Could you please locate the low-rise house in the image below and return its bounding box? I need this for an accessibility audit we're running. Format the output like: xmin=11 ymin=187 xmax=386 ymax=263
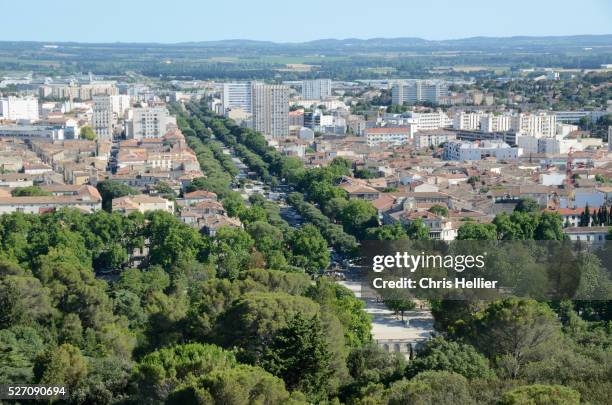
xmin=0 ymin=185 xmax=102 ymax=214
xmin=112 ymin=194 xmax=174 ymax=214
xmin=564 ymin=226 xmax=610 ymax=244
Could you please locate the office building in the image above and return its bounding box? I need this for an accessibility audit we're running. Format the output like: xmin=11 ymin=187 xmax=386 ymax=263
xmin=301 ymin=79 xmax=332 ymax=100
xmin=251 ymin=83 xmax=289 ymax=138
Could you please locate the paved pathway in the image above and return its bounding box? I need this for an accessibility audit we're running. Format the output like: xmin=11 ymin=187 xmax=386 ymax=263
xmin=338 ymin=280 xmax=434 ymax=346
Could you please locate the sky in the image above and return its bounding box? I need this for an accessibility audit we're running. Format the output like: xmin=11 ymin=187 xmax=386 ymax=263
xmin=3 ymin=0 xmax=612 ymax=43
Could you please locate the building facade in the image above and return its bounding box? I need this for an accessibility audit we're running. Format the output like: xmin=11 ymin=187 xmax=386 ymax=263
xmin=251 ymin=83 xmax=290 ymax=138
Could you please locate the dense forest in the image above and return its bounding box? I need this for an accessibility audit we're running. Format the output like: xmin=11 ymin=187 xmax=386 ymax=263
xmin=0 ymin=100 xmax=610 ymax=404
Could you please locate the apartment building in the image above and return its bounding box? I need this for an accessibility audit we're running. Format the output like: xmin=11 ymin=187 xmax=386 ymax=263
xmin=391 ymin=81 xmax=448 ymax=105
xmin=112 ymin=194 xmax=174 ymax=214
xmin=251 ymin=83 xmax=290 ymax=138
xmin=480 ymin=114 xmax=512 ymax=133
xmin=0 ymin=185 xmax=102 ymax=214
xmin=453 ymin=111 xmax=484 ymax=131
xmin=222 ymin=82 xmax=252 ymax=114
xmin=365 ymin=127 xmax=411 ymax=147
xmin=0 ymin=96 xmax=39 ymax=121
xmin=92 ymin=96 xmax=114 ymax=140
xmin=444 ymin=140 xmax=521 ymax=161
xmin=510 ymin=112 xmax=557 ymax=137
xmin=412 ymin=112 xmax=453 ymax=131
xmin=301 ymin=79 xmax=332 ymax=100
xmin=126 ymin=107 xmax=176 ymax=140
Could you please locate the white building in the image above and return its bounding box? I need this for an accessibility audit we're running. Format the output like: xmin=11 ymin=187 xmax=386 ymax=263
xmin=0 ymin=185 xmax=101 ymax=214
xmin=414 ymin=130 xmax=457 ymax=149
xmin=392 ymin=81 xmax=448 ymax=105
xmin=412 ymin=112 xmax=453 ymax=131
xmin=453 ymin=112 xmax=484 ymax=131
xmin=444 ymin=140 xmax=521 ymax=161
xmin=301 ymin=79 xmax=332 ymax=100
xmin=126 ymin=107 xmax=176 ymax=140
xmin=251 ymin=83 xmax=289 ymax=138
xmin=480 ymin=114 xmax=512 ymax=133
xmin=365 ymin=127 xmax=411 ymax=147
xmin=511 ymin=112 xmax=556 ymax=137
xmin=112 ymin=194 xmax=174 ymax=214
xmin=222 ymin=82 xmax=252 ymax=114
xmin=92 ymin=96 xmax=114 ymax=140
xmin=0 ymin=96 xmax=39 ymax=121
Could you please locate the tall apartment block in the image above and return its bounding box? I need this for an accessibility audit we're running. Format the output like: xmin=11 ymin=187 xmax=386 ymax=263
xmin=222 ymin=82 xmax=252 ymax=114
xmin=391 ymin=81 xmax=448 ymax=105
xmin=301 ymin=79 xmax=332 ymax=100
xmin=251 ymin=83 xmax=290 ymax=138
xmin=92 ymin=96 xmax=114 ymax=140
xmin=126 ymin=107 xmax=176 ymax=140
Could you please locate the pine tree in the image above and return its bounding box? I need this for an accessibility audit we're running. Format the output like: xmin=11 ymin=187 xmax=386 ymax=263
xmin=260 ymin=314 xmax=333 ymax=402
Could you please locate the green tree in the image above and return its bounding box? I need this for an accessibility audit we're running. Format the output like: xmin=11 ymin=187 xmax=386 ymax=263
xmin=261 ymin=314 xmax=332 ymax=401
xmin=428 ymin=204 xmax=449 ymax=217
xmin=10 ymin=186 xmax=51 ymax=197
xmin=96 ymin=180 xmax=138 ymax=211
xmin=79 ymin=126 xmax=97 ymax=140
xmin=339 ymin=200 xmax=378 ymax=239
xmin=406 ymin=337 xmax=494 ymax=379
xmin=500 ymin=384 xmax=580 ymax=405
xmin=457 ymin=222 xmax=497 ymax=240
xmin=406 ymin=218 xmax=430 ymax=240
xmin=515 ymin=198 xmax=540 ymax=214
xmin=290 ymin=224 xmax=329 ymax=274
xmin=34 ymin=343 xmax=88 ymax=387
xmin=386 ymin=371 xmax=473 ymax=405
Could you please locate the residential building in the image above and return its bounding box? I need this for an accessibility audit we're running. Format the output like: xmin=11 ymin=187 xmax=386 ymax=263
xmin=365 ymin=127 xmax=411 ymax=147
xmin=92 ymin=95 xmax=114 ymax=140
xmin=126 ymin=107 xmax=176 ymax=140
xmin=510 ymin=112 xmax=556 ymax=137
xmin=0 ymin=185 xmax=101 ymax=214
xmin=444 ymin=140 xmax=521 ymax=161
xmin=301 ymin=79 xmax=332 ymax=100
xmin=222 ymin=82 xmax=252 ymax=114
xmin=251 ymin=83 xmax=290 ymax=138
xmin=112 ymin=194 xmax=174 ymax=214
xmin=0 ymin=96 xmax=39 ymax=121
xmin=392 ymin=81 xmax=448 ymax=105
xmin=480 ymin=114 xmax=512 ymax=133
xmin=453 ymin=112 xmax=484 ymax=131
xmin=414 ymin=130 xmax=457 ymax=149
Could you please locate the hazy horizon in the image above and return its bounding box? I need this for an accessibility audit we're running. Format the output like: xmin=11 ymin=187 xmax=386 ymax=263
xmin=2 ymin=0 xmax=612 ymax=43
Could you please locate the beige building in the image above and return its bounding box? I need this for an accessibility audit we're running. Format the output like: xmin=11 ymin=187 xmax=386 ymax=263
xmin=112 ymin=194 xmax=174 ymax=214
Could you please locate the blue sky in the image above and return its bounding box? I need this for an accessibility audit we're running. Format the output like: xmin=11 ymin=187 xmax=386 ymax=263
xmin=3 ymin=0 xmax=612 ymax=43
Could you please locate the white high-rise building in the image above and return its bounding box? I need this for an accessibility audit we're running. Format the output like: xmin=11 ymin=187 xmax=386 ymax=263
xmin=110 ymin=95 xmax=131 ymax=118
xmin=301 ymin=79 xmax=332 ymax=100
xmin=92 ymin=96 xmax=114 ymax=140
xmin=453 ymin=112 xmax=484 ymax=131
xmin=412 ymin=112 xmax=453 ymax=131
xmin=0 ymin=96 xmax=39 ymax=121
xmin=222 ymin=82 xmax=252 ymax=114
xmin=252 ymin=83 xmax=289 ymax=138
xmin=480 ymin=114 xmax=512 ymax=133
xmin=392 ymin=81 xmax=448 ymax=105
xmin=510 ymin=112 xmax=556 ymax=137
xmin=126 ymin=107 xmax=176 ymax=140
